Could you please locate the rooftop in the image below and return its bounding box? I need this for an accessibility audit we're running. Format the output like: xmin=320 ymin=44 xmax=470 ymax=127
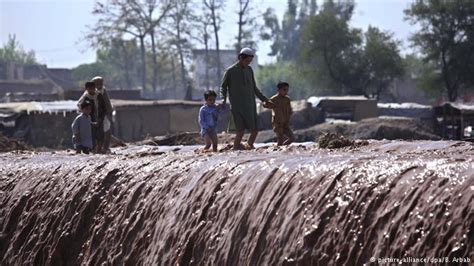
xmin=0 ymin=99 xmax=203 ymax=114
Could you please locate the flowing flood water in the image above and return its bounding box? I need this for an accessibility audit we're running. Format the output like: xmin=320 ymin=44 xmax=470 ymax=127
xmin=0 ymin=141 xmax=473 ymax=265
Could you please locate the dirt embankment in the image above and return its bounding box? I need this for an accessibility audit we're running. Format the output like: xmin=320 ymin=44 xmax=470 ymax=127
xmin=257 ymin=116 xmax=440 ymax=143
xmin=131 ymin=117 xmax=439 ymax=147
xmin=0 ymin=133 xmax=30 ymax=152
xmin=0 ymin=141 xmax=472 ymax=265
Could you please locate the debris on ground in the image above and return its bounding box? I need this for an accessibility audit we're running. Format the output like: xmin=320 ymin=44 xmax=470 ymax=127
xmin=0 ymin=133 xmax=30 ymax=152
xmin=317 ymin=132 xmax=369 ymax=149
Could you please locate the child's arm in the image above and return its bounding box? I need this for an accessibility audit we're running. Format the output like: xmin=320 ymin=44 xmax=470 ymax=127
xmin=76 ymin=94 xmax=84 ymax=112
xmin=288 ymin=99 xmax=293 ymax=116
xmin=220 ymin=70 xmax=230 ymax=105
xmin=71 ymin=118 xmax=81 ymax=143
xmin=216 ymin=104 xmax=227 ymax=114
xmin=199 ymin=109 xmax=209 ymax=130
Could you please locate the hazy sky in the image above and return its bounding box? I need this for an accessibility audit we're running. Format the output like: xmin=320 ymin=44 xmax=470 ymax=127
xmin=0 ymin=0 xmax=415 ymax=68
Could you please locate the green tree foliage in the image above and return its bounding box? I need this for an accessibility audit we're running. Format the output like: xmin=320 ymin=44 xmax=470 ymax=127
xmin=234 ymin=0 xmax=258 ymax=52
xmin=403 ymin=53 xmax=444 ymax=98
xmin=256 ymin=61 xmax=313 ymax=100
xmin=71 ymin=61 xmax=113 ymax=88
xmin=164 ymin=0 xmax=195 ymax=99
xmin=0 ymin=35 xmax=37 ymax=65
xmin=405 ymin=0 xmax=474 ymax=101
xmin=72 ymin=38 xmax=140 ymax=89
xmin=87 ymin=0 xmax=173 ymax=92
xmin=0 ymin=35 xmax=37 ymax=79
xmin=364 ymin=26 xmax=405 ymax=99
xmin=260 ymin=0 xmax=317 ymax=61
xmin=298 ymin=1 xmax=404 ymax=98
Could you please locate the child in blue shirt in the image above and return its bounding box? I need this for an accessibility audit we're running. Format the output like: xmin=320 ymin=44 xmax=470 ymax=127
xmin=72 ymin=100 xmax=95 ymax=154
xmin=199 ymin=90 xmax=225 ymax=152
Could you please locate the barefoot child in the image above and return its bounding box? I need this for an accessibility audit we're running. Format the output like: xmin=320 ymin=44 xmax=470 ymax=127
xmin=72 ymin=100 xmax=94 ymax=154
xmin=198 ymin=90 xmax=224 ymax=152
xmin=268 ymin=81 xmax=295 ymax=146
xmin=77 ymin=81 xmax=98 ymax=151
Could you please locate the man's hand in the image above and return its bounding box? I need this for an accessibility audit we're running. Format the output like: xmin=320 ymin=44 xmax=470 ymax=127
xmin=263 ymin=100 xmax=275 ymax=109
xmin=91 ymin=122 xmax=98 ymax=127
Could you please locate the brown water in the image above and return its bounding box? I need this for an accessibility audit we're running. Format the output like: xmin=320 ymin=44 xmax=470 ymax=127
xmin=0 ymin=141 xmax=473 ymax=265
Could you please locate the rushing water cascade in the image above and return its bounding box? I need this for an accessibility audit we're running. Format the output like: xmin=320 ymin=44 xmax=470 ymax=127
xmin=0 ymin=141 xmax=473 ymax=265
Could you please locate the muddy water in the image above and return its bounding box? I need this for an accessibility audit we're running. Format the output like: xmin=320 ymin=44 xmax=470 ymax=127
xmin=0 ymin=141 xmax=472 ymax=265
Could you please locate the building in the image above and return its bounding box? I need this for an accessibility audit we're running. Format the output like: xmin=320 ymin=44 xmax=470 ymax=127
xmin=0 ymin=100 xmax=230 ymax=147
xmin=433 ymin=102 xmax=474 ymax=140
xmin=307 ymin=96 xmax=378 ymax=121
xmin=0 ymin=63 xmax=143 ymax=102
xmin=0 ymin=63 xmax=76 ymax=102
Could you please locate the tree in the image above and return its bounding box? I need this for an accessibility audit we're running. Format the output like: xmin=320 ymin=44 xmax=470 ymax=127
xmin=165 ymin=0 xmax=194 ymax=100
xmin=72 ymin=62 xmax=114 ymax=88
xmin=140 ymin=0 xmax=173 ymax=92
xmin=234 ymin=0 xmax=258 ymax=52
xmin=256 ymin=61 xmax=313 ymax=99
xmin=72 ymin=39 xmax=140 ymax=89
xmin=299 ymin=2 xmax=362 ymax=94
xmin=405 ymin=0 xmax=474 ymax=101
xmin=0 ymin=35 xmax=37 ymax=65
xmin=260 ymin=0 xmax=318 ymax=61
xmin=0 ymin=35 xmax=37 ymax=79
xmin=364 ymin=26 xmax=404 ymax=99
xmin=403 ymin=53 xmax=444 ymax=98
xmin=299 ymin=2 xmax=404 ymax=98
xmin=203 ymin=0 xmax=225 ymax=86
xmin=88 ymin=0 xmax=172 ymax=92
xmin=193 ymin=14 xmax=213 ymax=91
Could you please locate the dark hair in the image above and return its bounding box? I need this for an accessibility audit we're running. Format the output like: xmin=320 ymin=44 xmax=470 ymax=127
xmin=80 ymin=100 xmax=92 ymax=110
xmin=85 ymin=81 xmax=95 ymax=89
xmin=204 ymin=90 xmax=217 ymax=100
xmin=238 ymin=53 xmax=254 ymax=60
xmin=277 ymin=81 xmax=289 ymax=90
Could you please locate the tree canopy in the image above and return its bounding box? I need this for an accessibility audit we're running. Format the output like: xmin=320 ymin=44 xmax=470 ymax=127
xmin=405 ymin=0 xmax=474 ymax=101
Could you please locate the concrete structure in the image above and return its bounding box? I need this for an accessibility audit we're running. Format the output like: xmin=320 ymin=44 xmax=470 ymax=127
xmin=433 ymin=102 xmax=474 ymax=140
xmin=257 ymin=100 xmax=323 ymax=130
xmin=308 ymin=96 xmax=378 ymax=121
xmin=0 ymin=80 xmax=62 ymax=100
xmin=0 ymin=100 xmax=230 ymax=147
xmin=0 ymin=64 xmax=76 ymax=102
xmin=111 ymin=100 xmax=226 ymax=141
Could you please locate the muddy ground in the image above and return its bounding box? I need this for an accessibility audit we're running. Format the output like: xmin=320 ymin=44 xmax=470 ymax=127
xmin=134 ymin=116 xmax=440 ymax=147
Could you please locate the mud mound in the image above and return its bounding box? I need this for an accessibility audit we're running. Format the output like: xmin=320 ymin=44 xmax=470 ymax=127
xmin=257 ymin=117 xmax=440 ymax=143
xmin=0 ymin=141 xmax=472 ymax=265
xmin=0 ymin=133 xmax=30 ymax=152
xmin=317 ymin=132 xmax=369 ymax=149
